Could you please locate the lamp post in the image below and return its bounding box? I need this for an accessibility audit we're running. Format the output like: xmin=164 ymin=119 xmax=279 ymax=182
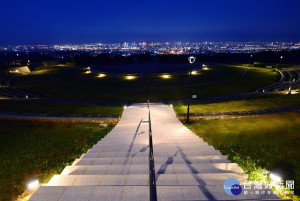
xmin=187 ymin=56 xmax=196 ymax=123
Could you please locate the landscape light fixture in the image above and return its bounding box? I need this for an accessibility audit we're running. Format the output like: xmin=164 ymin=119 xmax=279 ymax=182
xmin=97 ymin=73 xmax=106 ymax=78
xmin=191 ymin=70 xmax=198 ymax=75
xmin=160 ymin=74 xmax=171 ymax=79
xmin=270 ymin=172 xmax=282 ymax=183
xmin=125 ymin=75 xmax=137 ymax=80
xmin=124 ymin=105 xmax=127 ymax=109
xmin=170 ymin=104 xmax=173 ymax=108
xmin=26 ymin=177 xmax=39 ymax=192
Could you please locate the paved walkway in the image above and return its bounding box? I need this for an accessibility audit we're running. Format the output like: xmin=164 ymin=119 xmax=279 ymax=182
xmin=29 ymin=103 xmax=280 ymax=201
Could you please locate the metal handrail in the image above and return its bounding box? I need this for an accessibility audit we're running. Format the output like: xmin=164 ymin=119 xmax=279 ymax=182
xmin=147 ymin=100 xmax=157 ymax=201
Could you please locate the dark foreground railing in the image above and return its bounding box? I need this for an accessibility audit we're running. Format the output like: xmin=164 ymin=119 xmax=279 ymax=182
xmin=147 ymin=100 xmax=157 ymax=201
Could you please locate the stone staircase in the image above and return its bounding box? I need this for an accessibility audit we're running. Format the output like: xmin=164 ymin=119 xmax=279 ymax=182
xmin=29 ymin=103 xmax=282 ymax=201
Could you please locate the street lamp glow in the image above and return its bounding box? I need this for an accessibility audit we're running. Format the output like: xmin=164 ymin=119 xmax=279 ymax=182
xmin=85 ymin=70 xmax=91 ymax=74
xmin=97 ymin=73 xmax=106 ymax=78
xmin=188 ymin=56 xmax=196 ymax=64
xmin=124 ymin=105 xmax=127 ymax=109
xmin=170 ymin=104 xmax=173 ymax=108
xmin=270 ymin=173 xmax=282 ymax=183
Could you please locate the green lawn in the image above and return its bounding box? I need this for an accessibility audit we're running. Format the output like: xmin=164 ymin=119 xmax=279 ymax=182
xmin=174 ymin=93 xmax=300 ymax=113
xmin=0 ymin=120 xmax=114 ymax=201
xmin=0 ymin=100 xmax=123 ymax=115
xmin=12 ymin=64 xmax=278 ymax=102
xmin=186 ymin=112 xmax=300 ymax=199
xmin=188 ymin=67 xmax=279 ymax=98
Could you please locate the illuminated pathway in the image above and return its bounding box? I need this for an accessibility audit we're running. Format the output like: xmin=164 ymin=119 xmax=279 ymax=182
xmin=29 ymin=103 xmax=280 ymax=201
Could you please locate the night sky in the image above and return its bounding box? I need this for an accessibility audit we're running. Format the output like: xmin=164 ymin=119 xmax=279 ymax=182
xmin=1 ymin=0 xmax=300 ymax=45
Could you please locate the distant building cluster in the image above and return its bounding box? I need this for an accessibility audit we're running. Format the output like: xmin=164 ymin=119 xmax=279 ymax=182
xmin=1 ymin=41 xmax=300 ymax=56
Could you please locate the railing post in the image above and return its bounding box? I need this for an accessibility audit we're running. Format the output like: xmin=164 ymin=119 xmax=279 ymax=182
xmin=147 ymin=99 xmax=149 ymax=109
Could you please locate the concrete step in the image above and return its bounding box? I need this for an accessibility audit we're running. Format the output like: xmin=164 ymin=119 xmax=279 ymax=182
xmin=87 ymin=145 xmax=215 ymax=153
xmin=155 ymin=163 xmax=244 ymax=174
xmin=156 ymin=173 xmax=248 ymax=186
xmin=153 ymin=139 xmax=205 ymax=143
xmin=61 ymin=165 xmax=149 ymax=175
xmin=61 ymin=163 xmax=244 ymax=176
xmin=47 ymin=172 xmax=248 ymax=187
xmin=29 ymin=186 xmax=150 ymax=201
xmin=93 ymin=142 xmax=210 ymax=148
xmin=101 ymin=135 xmax=199 ymax=140
xmin=155 ymin=185 xmax=280 ymax=201
xmin=75 ymin=157 xmax=149 ymax=165
xmin=83 ymin=152 xmax=149 ymax=158
xmin=47 ymin=174 xmax=149 ymax=186
xmin=88 ymin=149 xmax=222 ymax=157
xmin=75 ymin=156 xmax=228 ymax=166
xmin=83 ymin=152 xmax=224 ymax=159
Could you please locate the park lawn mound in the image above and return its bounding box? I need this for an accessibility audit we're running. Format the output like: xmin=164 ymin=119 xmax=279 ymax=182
xmin=0 ymin=100 xmax=123 ymax=116
xmin=11 ymin=64 xmax=278 ymax=102
xmin=174 ymin=93 xmax=300 ymax=114
xmin=0 ymin=120 xmax=114 ymax=201
xmin=186 ymin=112 xmax=300 ymax=200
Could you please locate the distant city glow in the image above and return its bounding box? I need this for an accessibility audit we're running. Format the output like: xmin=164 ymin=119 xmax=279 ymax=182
xmin=160 ymin=74 xmax=171 ymax=79
xmin=97 ymin=73 xmax=106 ymax=78
xmin=5 ymin=42 xmax=300 ymax=55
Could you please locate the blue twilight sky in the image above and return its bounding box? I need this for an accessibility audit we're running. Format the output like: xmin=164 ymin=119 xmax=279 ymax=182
xmin=0 ymin=0 xmax=300 ymax=45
